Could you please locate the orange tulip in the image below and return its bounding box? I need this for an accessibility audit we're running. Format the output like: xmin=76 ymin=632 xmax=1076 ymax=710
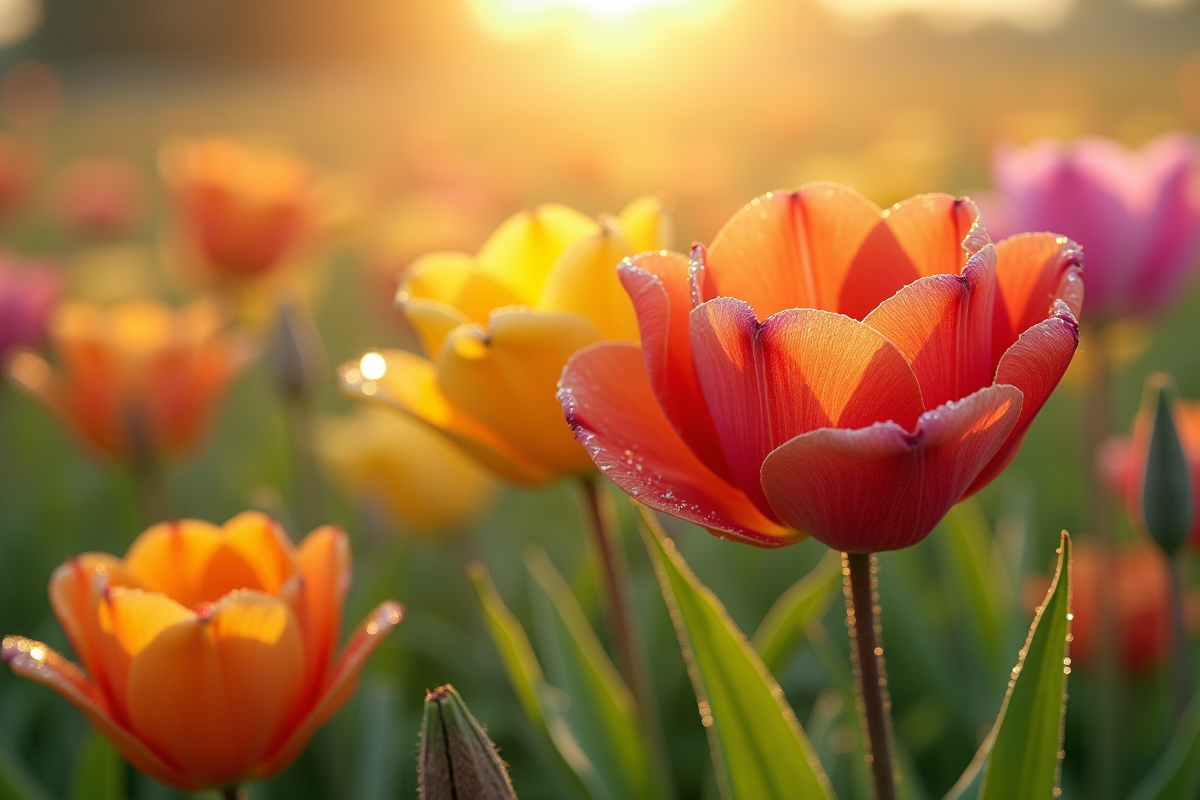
xmin=560 ymin=183 xmax=1083 ymax=551
xmin=9 ymin=298 xmax=252 ymax=461
xmin=2 ymin=512 xmax=402 ymax=791
xmin=160 ymin=137 xmax=313 ymax=279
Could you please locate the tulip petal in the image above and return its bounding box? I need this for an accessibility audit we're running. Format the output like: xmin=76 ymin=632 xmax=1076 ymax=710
xmin=761 ymin=384 xmax=1022 ymax=552
xmin=48 ymin=555 xmax=137 ymax=697
xmin=703 ymin=183 xmax=881 ymax=319
xmin=123 ymin=514 xmax=298 ymax=609
xmin=690 ymin=299 xmax=925 ymax=520
xmin=282 ymin=526 xmax=351 ymax=704
xmin=617 ymin=194 xmax=672 ymax=252
xmin=256 ymin=601 xmax=403 ymax=779
xmin=967 ymin=302 xmax=1080 ymax=495
xmin=125 ymin=591 xmax=305 ymax=788
xmin=476 ymin=204 xmax=599 ymax=304
xmin=990 ymin=232 xmax=1084 ymax=362
xmin=619 ymin=252 xmax=733 ymax=482
xmin=400 ymin=297 xmax=471 ymax=362
xmin=864 ymin=244 xmax=998 ymax=408
xmin=560 ymin=342 xmax=800 ymax=546
xmin=538 ymin=224 xmax=640 ymax=340
xmin=1133 ymin=133 xmax=1200 ymax=314
xmin=338 ymin=349 xmax=554 ymax=485
xmin=437 ymin=309 xmax=605 ymax=478
xmin=2 ymin=636 xmax=200 ymax=790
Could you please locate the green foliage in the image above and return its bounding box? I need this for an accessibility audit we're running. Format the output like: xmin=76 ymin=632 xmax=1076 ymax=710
xmin=0 ymin=740 xmax=49 ymax=800
xmin=946 ymin=532 xmax=1072 ymax=800
xmin=70 ymin=733 xmax=124 ymax=800
xmin=636 ymin=506 xmax=833 ymax=800
xmin=1127 ymin=686 xmax=1200 ymax=800
xmin=751 ymin=550 xmax=841 ymax=675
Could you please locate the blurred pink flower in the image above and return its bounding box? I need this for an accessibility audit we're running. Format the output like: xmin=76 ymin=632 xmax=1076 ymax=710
xmin=50 ymin=158 xmax=146 ymax=237
xmin=0 ymin=253 xmax=59 ymax=358
xmin=989 ymin=133 xmax=1200 ymax=320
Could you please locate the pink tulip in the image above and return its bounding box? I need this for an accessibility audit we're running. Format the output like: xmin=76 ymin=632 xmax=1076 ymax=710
xmin=989 ymin=133 xmax=1200 ymax=320
xmin=0 ymin=253 xmax=59 ymax=358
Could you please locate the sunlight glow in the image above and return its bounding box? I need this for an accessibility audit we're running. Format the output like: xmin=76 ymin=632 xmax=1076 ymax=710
xmin=360 ymin=352 xmax=387 ymax=381
xmin=814 ymin=0 xmax=1076 ymax=32
xmin=470 ymin=0 xmax=730 ymax=42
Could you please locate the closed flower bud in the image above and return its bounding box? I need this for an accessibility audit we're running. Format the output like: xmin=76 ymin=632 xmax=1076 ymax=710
xmin=267 ymin=301 xmax=325 ymax=402
xmin=419 ymin=684 xmax=517 ymax=800
xmin=1142 ymin=375 xmax=1195 ymax=558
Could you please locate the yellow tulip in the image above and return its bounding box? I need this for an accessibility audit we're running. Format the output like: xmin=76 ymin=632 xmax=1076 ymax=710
xmin=339 ymin=195 xmax=671 ymax=485
xmin=315 ymin=406 xmax=495 ymax=533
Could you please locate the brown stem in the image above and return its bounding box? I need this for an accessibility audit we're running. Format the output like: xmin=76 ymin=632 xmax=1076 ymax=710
xmin=1083 ymin=323 xmax=1119 ymax=800
xmin=1168 ymin=557 xmax=1191 ymax=718
xmin=578 ymin=477 xmax=645 ymax=710
xmin=844 ymin=552 xmax=897 ymax=800
xmin=222 ymin=788 xmax=247 ymax=800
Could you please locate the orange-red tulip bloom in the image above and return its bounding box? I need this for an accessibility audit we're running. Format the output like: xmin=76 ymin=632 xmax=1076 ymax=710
xmin=2 ymin=512 xmax=402 ymax=791
xmin=560 ymin=184 xmax=1083 ymax=551
xmin=160 ymin=137 xmax=313 ymax=279
xmin=9 ymin=298 xmax=252 ymax=461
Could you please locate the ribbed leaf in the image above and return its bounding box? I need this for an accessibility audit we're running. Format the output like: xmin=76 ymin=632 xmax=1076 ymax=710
xmin=751 ymin=551 xmax=841 ymax=674
xmin=636 ymin=506 xmax=833 ymax=800
xmin=1128 ymin=684 xmax=1200 ymax=800
xmin=946 ymin=532 xmax=1072 ymax=800
xmin=71 ymin=733 xmax=123 ymax=800
xmin=467 ymin=562 xmax=597 ymax=800
xmin=526 ymin=547 xmax=665 ymax=800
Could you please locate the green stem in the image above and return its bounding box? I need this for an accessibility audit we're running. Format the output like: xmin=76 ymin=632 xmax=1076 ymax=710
xmin=1168 ymin=557 xmax=1191 ymax=718
xmin=844 ymin=551 xmax=898 ymax=800
xmin=286 ymin=394 xmax=324 ymax=532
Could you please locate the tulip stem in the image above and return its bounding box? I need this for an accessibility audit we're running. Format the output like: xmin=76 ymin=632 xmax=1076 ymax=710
xmin=129 ymin=454 xmax=169 ymax=526
xmin=1168 ymin=557 xmax=1191 ymax=717
xmin=286 ymin=395 xmax=325 ymax=532
xmin=579 ymin=477 xmax=646 ymax=710
xmin=221 ymin=788 xmax=247 ymax=800
xmin=1083 ymin=322 xmax=1119 ymax=800
xmin=844 ymin=551 xmax=898 ymax=800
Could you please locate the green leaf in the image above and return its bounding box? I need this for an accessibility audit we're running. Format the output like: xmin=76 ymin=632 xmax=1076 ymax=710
xmin=1143 ymin=375 xmax=1194 ymax=558
xmin=1127 ymin=683 xmax=1200 ymax=800
xmin=939 ymin=500 xmax=1015 ymax=674
xmin=751 ymin=551 xmax=841 ymax=674
xmin=71 ymin=733 xmax=124 ymax=800
xmin=946 ymin=531 xmax=1072 ymax=800
xmin=635 ymin=506 xmax=833 ymax=800
xmin=353 ymin=677 xmax=400 ymax=800
xmin=467 ymin=561 xmax=596 ymax=800
xmin=0 ymin=739 xmax=50 ymax=800
xmin=525 ymin=547 xmax=665 ymax=800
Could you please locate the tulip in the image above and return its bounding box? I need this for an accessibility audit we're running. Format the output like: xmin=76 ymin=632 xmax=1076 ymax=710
xmin=989 ymin=133 xmax=1200 ymax=321
xmin=0 ymin=131 xmax=32 ymax=219
xmin=1 ymin=512 xmax=402 ymax=791
xmin=315 ymin=405 xmax=495 ymax=533
xmin=0 ymin=252 xmax=59 ymax=359
xmin=339 ymin=195 xmax=672 ymax=486
xmin=8 ymin=298 xmax=252 ymax=462
xmin=160 ymin=137 xmax=314 ymax=280
xmin=560 ymin=183 xmax=1083 ymax=553
xmin=50 ymin=157 xmax=146 ymax=237
xmin=419 ymin=684 xmax=517 ymax=800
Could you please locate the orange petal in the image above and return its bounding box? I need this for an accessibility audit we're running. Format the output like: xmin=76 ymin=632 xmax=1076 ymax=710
xmin=991 ymin=232 xmax=1084 ymax=363
xmin=48 ymin=555 xmax=137 ymax=692
xmin=864 ymin=245 xmax=998 ymax=408
xmin=704 ymin=184 xmax=882 ymax=319
xmin=689 ymin=299 xmax=925 ymax=519
xmin=125 ymin=591 xmax=305 ymax=788
xmin=761 ymin=384 xmax=1022 ymax=552
xmin=2 ymin=636 xmax=200 ymax=790
xmin=560 ymin=342 xmax=798 ymax=546
xmin=282 ymin=526 xmax=351 ymax=703
xmin=123 ymin=514 xmax=297 ymax=608
xmin=618 ymin=252 xmax=733 ymax=483
xmin=255 ymin=601 xmax=403 ymax=779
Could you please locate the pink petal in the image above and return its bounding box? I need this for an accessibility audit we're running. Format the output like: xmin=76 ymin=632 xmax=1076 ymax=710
xmin=560 ymin=342 xmax=797 ymax=546
xmin=760 ymin=384 xmax=1022 ymax=552
xmin=689 ymin=299 xmax=925 ymax=520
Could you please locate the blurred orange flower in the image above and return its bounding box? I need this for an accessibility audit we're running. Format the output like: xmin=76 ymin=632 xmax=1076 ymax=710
xmin=2 ymin=512 xmax=402 ymax=790
xmin=50 ymin=157 xmax=146 ymax=237
xmin=0 ymin=131 xmax=33 ymax=219
xmin=9 ymin=298 xmax=253 ymax=461
xmin=1100 ymin=389 xmax=1200 ymax=549
xmin=160 ymin=137 xmax=314 ymax=280
xmin=340 ymin=195 xmax=671 ymax=485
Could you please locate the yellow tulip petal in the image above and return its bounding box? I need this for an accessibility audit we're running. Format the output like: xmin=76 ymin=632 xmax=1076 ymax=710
xmin=475 ymin=203 xmax=598 ymax=304
xmin=437 ymin=310 xmax=604 ymax=477
xmin=538 ymin=223 xmax=640 ymax=341
xmin=125 ymin=591 xmax=304 ymax=788
xmin=617 ymin=193 xmax=674 ymax=253
xmin=338 ymin=349 xmax=553 ymax=485
xmin=400 ymin=298 xmax=472 ymax=361
xmin=315 ymin=407 xmax=495 ymax=532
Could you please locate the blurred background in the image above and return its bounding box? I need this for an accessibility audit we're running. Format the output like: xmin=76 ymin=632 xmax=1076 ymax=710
xmin=0 ymin=0 xmax=1199 ymax=798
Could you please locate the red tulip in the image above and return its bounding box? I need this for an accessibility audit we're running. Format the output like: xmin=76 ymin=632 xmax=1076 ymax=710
xmin=560 ymin=183 xmax=1083 ymax=551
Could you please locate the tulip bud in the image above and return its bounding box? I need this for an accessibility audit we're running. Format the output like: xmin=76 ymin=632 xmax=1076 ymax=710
xmin=1142 ymin=374 xmax=1194 ymax=558
xmin=267 ymin=301 xmax=326 ymax=402
xmin=419 ymin=684 xmax=517 ymax=800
